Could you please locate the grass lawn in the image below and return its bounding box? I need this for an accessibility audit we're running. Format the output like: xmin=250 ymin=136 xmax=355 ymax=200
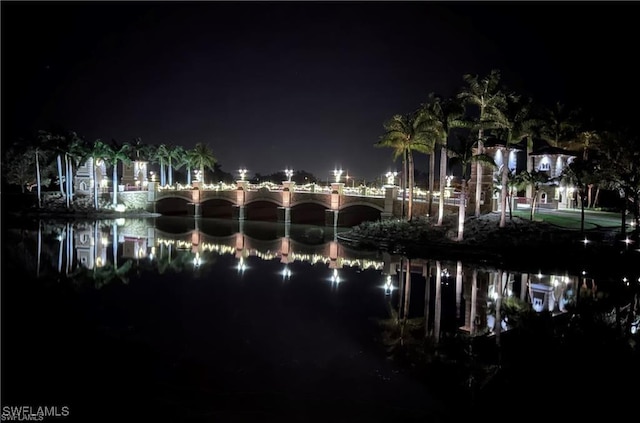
xmin=510 ymin=209 xmax=621 ymax=231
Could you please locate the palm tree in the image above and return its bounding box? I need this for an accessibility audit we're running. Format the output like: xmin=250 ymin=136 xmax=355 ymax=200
xmin=514 ymin=170 xmax=549 ymax=221
xmin=86 ymin=139 xmax=111 ymax=209
xmin=104 ymin=141 xmax=131 ymax=207
xmin=494 ymin=95 xmax=537 ymax=227
xmin=190 ymin=143 xmax=217 ymax=186
xmin=594 ymin=129 xmax=640 ymax=234
xmin=154 ymin=144 xmax=170 ymax=186
xmin=37 ymin=130 xmax=68 ymax=198
xmin=448 ymin=134 xmax=496 ymax=241
xmin=420 ymin=93 xmax=466 ymax=225
xmin=375 ymin=110 xmax=434 ymax=221
xmin=457 ymin=69 xmax=509 ymax=217
xmin=180 ymin=148 xmax=197 ymax=185
xmin=538 ymin=102 xmax=578 ymax=148
xmin=65 ymin=133 xmax=88 ymax=209
xmin=167 ymin=144 xmax=184 ymax=186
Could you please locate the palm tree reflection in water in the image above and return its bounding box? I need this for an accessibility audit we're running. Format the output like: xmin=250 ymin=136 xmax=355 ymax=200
xmin=4 ymin=217 xmax=640 ymax=414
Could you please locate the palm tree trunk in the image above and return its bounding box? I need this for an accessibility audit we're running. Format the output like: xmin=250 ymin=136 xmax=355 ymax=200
xmin=475 ymin=129 xmax=484 ymax=217
xmin=424 ymin=264 xmax=431 ymax=338
xmin=457 ymin=179 xmax=467 ymax=241
xmin=438 ymin=144 xmax=447 ymax=225
xmin=397 ymin=257 xmax=404 ymax=324
xmin=456 ymin=260 xmax=463 ymax=319
xmin=112 ymin=161 xmax=118 ymax=206
xmin=403 ymin=259 xmax=411 ymax=322
xmin=500 ymin=163 xmax=508 ymax=227
xmin=57 ymin=155 xmax=65 ymax=196
xmin=401 ymin=151 xmax=407 ymax=219
xmin=428 ymin=153 xmax=435 ymax=217
xmin=35 ymin=149 xmax=42 ymax=208
xmin=168 ymin=158 xmax=173 ymax=186
xmin=93 ymin=157 xmax=99 ymax=209
xmin=593 ymin=186 xmax=601 ymax=208
xmin=530 ymin=188 xmax=539 ymax=221
xmin=64 ymin=154 xmax=71 ymax=209
xmin=187 ymin=165 xmax=192 ymax=185
xmin=37 ymin=220 xmax=42 ymax=278
xmin=434 ymin=260 xmax=442 ymax=344
xmin=112 ymin=222 xmax=119 ymax=269
xmin=407 ymin=151 xmax=415 ymax=221
xmin=580 ymin=189 xmax=586 ymax=235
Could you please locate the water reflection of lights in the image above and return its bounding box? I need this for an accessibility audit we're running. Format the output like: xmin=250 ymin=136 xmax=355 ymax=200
xmin=441 ymin=268 xmax=450 ymax=278
xmin=237 ymin=258 xmax=247 ymax=273
xmin=582 ymin=237 xmax=590 ymax=245
xmin=193 ymin=253 xmax=201 ymax=268
xmin=281 ymin=266 xmax=292 ymax=280
xmin=383 ymin=275 xmax=394 ymax=296
xmin=330 ymin=269 xmax=341 ymax=284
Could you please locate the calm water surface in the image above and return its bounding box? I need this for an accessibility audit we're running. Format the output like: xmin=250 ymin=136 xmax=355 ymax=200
xmin=3 ymin=216 xmax=639 ymax=422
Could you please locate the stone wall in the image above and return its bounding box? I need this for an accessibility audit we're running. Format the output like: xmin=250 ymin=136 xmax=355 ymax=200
xmin=118 ymin=191 xmax=151 ymax=211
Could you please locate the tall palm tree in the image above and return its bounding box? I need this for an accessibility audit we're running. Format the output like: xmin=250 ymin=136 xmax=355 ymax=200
xmin=37 ymin=130 xmax=68 ymax=198
xmin=448 ymin=134 xmax=496 ymax=241
xmin=167 ymin=144 xmax=184 ymax=186
xmin=27 ymin=136 xmax=52 ymax=208
xmin=538 ymin=101 xmax=578 ymax=148
xmin=85 ymin=139 xmax=111 ymax=209
xmin=457 ymin=69 xmax=509 ymax=217
xmin=375 ymin=110 xmax=434 ymax=221
xmin=494 ymin=95 xmax=537 ymax=227
xmin=65 ymin=133 xmax=88 ymax=209
xmin=105 ymin=141 xmax=131 ymax=207
xmin=190 ymin=143 xmax=217 ymax=186
xmin=180 ymin=148 xmax=197 ymax=185
xmin=420 ymin=93 xmax=466 ymax=225
xmin=154 ymin=144 xmax=170 ymax=186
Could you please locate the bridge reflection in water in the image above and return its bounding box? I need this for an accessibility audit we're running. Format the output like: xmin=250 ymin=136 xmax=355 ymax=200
xmin=20 ymin=217 xmax=587 ymax=343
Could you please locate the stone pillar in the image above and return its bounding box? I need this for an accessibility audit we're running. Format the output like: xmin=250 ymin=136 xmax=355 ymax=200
xmin=277 ymin=207 xmax=291 ymax=223
xmin=234 ymin=180 xmax=248 ymax=220
xmin=325 ymin=209 xmax=338 ymax=227
xmin=330 ymin=182 xmax=343 ymax=210
xmin=328 ymin=240 xmax=342 ymax=269
xmin=146 ymin=181 xmax=158 ymax=213
xmin=232 ymin=205 xmax=245 ymax=220
xmin=381 ymin=185 xmax=398 ymax=220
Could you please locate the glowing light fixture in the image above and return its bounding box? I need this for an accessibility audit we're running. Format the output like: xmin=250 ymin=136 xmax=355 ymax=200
xmin=238 ymin=168 xmax=248 ymax=181
xmin=333 ymin=168 xmax=343 ymax=183
xmin=285 ymin=168 xmax=294 ymax=182
xmin=385 ymin=171 xmax=398 ymax=185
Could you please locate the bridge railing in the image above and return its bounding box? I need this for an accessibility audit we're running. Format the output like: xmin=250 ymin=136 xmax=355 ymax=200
xmin=153 ymin=182 xmax=464 ymax=202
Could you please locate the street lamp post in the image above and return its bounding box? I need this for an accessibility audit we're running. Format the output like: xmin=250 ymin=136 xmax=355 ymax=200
xmin=285 ymin=168 xmax=294 ymax=182
xmin=385 ymin=171 xmax=398 ymax=186
xmin=333 ymin=168 xmax=343 ymax=183
xmin=238 ymin=168 xmax=247 ymax=181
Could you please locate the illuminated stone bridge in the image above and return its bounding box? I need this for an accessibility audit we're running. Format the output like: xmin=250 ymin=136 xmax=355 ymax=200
xmin=150 ymin=181 xmax=434 ymax=225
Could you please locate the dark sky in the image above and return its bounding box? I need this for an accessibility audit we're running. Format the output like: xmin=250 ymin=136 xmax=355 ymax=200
xmin=2 ymin=1 xmax=637 ymax=181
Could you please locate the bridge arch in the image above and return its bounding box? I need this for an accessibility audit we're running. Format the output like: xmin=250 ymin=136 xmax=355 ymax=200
xmin=337 ymin=204 xmax=382 ymax=226
xmin=156 ymin=197 xmax=191 ymax=215
xmin=201 ymin=198 xmax=235 ymax=218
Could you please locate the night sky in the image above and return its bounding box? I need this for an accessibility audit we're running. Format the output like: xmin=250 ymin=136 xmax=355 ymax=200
xmin=2 ymin=1 xmax=637 ymax=181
